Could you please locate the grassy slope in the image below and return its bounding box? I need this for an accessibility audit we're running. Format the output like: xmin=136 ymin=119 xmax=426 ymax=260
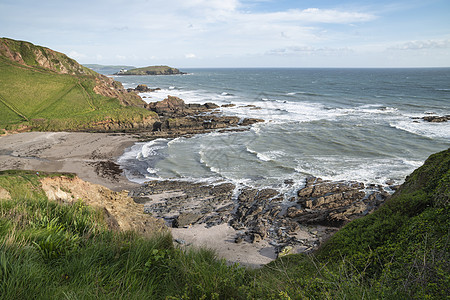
xmin=256 ymin=149 xmax=449 ymax=299
xmin=0 ymin=149 xmax=448 ymax=299
xmin=0 ymin=170 xmax=249 ymax=299
xmin=0 ymin=40 xmax=155 ymax=132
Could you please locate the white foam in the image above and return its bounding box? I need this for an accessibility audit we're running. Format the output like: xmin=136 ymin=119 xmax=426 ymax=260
xmin=390 ymin=120 xmax=450 ymax=140
xmin=139 ymin=87 xmax=237 ymax=106
xmin=294 ymin=156 xmax=424 ymax=186
xmin=117 ymin=142 xmax=145 ymax=163
xmin=146 ymin=167 xmax=160 ymax=174
xmin=140 ymin=139 xmax=169 ymax=158
xmin=246 ymin=147 xmax=286 ymax=162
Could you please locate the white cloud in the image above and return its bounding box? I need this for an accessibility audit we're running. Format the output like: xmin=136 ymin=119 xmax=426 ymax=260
xmin=242 ymin=8 xmax=376 ymax=24
xmin=389 ymin=39 xmax=450 ymax=50
xmin=267 ymin=46 xmax=353 ymax=56
xmin=68 ymin=51 xmax=86 ymax=60
xmin=181 ymin=0 xmax=239 ymax=12
xmin=185 ymin=53 xmax=197 ymax=58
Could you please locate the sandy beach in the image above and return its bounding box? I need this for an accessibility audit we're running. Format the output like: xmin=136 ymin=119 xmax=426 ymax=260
xmin=0 ymin=132 xmax=140 ymax=191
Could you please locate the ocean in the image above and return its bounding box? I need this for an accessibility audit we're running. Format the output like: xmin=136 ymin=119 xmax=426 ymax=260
xmin=115 ymin=68 xmax=450 ymax=195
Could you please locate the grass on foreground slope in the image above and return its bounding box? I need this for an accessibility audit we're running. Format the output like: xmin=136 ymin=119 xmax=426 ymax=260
xmin=0 ymin=170 xmax=250 ymax=300
xmin=0 ymin=149 xmax=448 ymax=299
xmin=260 ymin=148 xmax=449 ymax=299
xmin=0 ymin=39 xmax=154 ymax=132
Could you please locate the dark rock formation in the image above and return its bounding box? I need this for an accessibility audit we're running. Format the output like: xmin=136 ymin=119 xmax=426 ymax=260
xmin=292 ymin=177 xmax=388 ymax=226
xmin=146 ymin=96 xmax=186 ymax=115
xmin=221 ymin=104 xmax=236 ymax=108
xmin=129 ymin=176 xmax=390 ymax=254
xmin=127 ymin=84 xmax=161 ymax=93
xmin=138 ymin=96 xmax=263 ymax=137
xmin=421 ymin=115 xmax=450 ymax=123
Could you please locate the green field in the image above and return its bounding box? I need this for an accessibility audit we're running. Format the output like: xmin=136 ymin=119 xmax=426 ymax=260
xmin=0 ymin=39 xmax=155 ymax=133
xmin=0 ymin=149 xmax=448 ymax=299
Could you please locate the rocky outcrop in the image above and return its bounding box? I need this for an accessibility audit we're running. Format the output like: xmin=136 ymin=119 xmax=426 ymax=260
xmin=84 ymin=114 xmax=159 ymax=132
xmin=127 ymin=84 xmax=161 ymax=93
xmin=141 ymin=96 xmax=263 ymax=136
xmin=129 ymin=176 xmax=390 ymax=255
xmin=77 ymin=96 xmax=262 ymax=134
xmin=93 ymin=76 xmax=146 ymax=107
xmin=0 ymin=38 xmax=93 ymax=76
xmin=291 ymin=177 xmax=389 ymax=226
xmin=40 ymin=176 xmax=165 ymax=234
xmin=421 ymin=115 xmax=450 ymax=123
xmin=146 ymin=96 xmax=187 ymax=116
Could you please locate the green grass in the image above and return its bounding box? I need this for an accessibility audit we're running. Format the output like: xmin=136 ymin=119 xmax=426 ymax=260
xmin=0 ymin=40 xmax=155 ymax=133
xmin=0 ymin=148 xmax=448 ymax=299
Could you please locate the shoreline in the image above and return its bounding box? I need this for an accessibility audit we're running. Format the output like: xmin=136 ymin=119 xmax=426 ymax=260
xmin=0 ymin=131 xmax=286 ymax=267
xmin=0 ymin=131 xmax=332 ymax=267
xmin=0 ymin=132 xmax=140 ymax=192
xmin=0 ymin=130 xmax=390 ymax=268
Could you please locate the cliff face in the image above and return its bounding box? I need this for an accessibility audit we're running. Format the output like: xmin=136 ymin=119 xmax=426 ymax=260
xmin=0 ymin=38 xmax=94 ymax=76
xmin=40 ymin=175 xmax=165 ymax=234
xmin=0 ymin=38 xmax=145 ymax=107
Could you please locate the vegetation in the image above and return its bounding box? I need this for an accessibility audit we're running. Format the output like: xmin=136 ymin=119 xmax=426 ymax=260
xmin=116 ymin=65 xmax=185 ymax=75
xmin=0 ymin=149 xmax=448 ymax=299
xmin=0 ymin=38 xmax=154 ymax=133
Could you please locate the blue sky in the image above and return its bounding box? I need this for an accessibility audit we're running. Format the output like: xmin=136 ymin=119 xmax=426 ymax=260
xmin=1 ymin=0 xmax=449 ymax=67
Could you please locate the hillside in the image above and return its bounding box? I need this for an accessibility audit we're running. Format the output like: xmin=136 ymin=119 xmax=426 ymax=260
xmin=115 ymin=65 xmax=185 ymax=75
xmin=0 ymin=38 xmax=156 ymax=133
xmin=0 ymin=149 xmax=447 ymax=299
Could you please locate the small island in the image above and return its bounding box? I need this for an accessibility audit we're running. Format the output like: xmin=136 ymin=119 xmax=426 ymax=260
xmin=115 ymin=65 xmax=186 ymax=75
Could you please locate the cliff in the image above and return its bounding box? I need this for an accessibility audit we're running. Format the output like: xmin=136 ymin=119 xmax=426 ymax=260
xmin=0 ymin=38 xmax=145 ymax=107
xmin=0 ymin=38 xmax=155 ymax=133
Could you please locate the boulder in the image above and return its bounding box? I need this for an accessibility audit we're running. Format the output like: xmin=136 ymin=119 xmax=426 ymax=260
xmin=421 ymin=115 xmax=450 ymax=123
xmin=172 ymin=212 xmax=202 ymax=228
xmin=146 ymin=96 xmax=186 ymax=116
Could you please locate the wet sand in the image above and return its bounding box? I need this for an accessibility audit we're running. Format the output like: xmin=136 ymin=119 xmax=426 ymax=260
xmin=0 ymin=132 xmax=139 ymax=191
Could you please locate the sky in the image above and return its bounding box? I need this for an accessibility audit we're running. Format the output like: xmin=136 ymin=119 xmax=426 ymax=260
xmin=1 ymin=0 xmax=450 ymax=68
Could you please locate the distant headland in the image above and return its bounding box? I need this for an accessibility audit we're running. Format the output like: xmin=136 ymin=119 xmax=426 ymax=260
xmin=115 ymin=65 xmax=186 ymax=75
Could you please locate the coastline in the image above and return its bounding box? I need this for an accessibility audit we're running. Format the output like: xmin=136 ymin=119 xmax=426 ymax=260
xmin=0 ymin=132 xmax=140 ymax=192
xmin=0 ymin=131 xmax=333 ymax=267
xmin=0 ymin=131 xmax=282 ymax=267
xmin=0 ymin=130 xmax=388 ymax=268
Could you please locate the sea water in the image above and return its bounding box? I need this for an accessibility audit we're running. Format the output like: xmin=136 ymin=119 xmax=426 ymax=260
xmin=115 ymin=68 xmax=450 ymax=193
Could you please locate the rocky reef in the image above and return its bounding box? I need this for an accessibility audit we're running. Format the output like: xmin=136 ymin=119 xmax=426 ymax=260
xmin=134 ymin=96 xmax=263 ymax=138
xmin=129 ymin=176 xmax=392 ymax=255
xmin=421 ymin=115 xmax=450 ymax=122
xmin=83 ymin=95 xmax=263 ymax=135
